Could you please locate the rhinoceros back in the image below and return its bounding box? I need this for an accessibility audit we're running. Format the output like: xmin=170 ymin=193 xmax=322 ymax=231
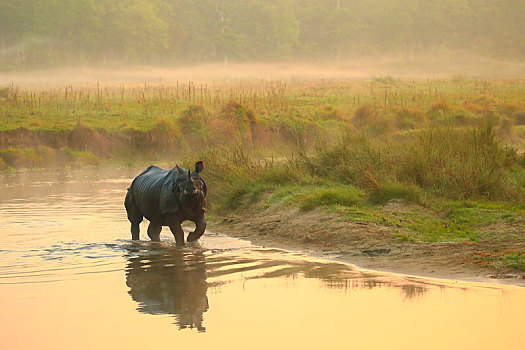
xmin=129 ymin=166 xmax=175 ymax=221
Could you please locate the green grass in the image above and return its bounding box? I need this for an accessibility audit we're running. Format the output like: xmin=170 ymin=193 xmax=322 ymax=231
xmin=334 ymin=203 xmax=478 ymax=243
xmin=326 ymin=197 xmax=523 ymax=243
xmin=498 ymin=253 xmax=525 ymax=271
xmin=216 ymin=181 xmax=275 ymax=211
xmin=472 ymin=251 xmax=525 ymax=271
xmin=296 ymin=187 xmax=362 ymax=210
xmin=208 ymin=152 xmax=523 ymax=244
xmin=2 ymin=79 xmax=524 ymax=136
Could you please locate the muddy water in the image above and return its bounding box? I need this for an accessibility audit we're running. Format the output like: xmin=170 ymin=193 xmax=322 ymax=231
xmin=1 ymin=168 xmax=524 ymax=350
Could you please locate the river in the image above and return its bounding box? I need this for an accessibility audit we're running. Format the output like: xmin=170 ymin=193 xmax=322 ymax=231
xmin=0 ymin=166 xmax=523 ymax=349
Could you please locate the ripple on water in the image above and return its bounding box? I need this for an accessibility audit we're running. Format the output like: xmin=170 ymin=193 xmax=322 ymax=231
xmin=0 ymin=241 xmax=127 ymax=284
xmin=0 ymin=233 xmax=254 ymax=285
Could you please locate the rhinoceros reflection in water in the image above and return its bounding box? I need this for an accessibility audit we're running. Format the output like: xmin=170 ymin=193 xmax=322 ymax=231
xmin=125 ymin=249 xmax=209 ymax=332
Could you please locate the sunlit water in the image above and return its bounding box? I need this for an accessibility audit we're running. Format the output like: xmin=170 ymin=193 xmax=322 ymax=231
xmin=1 ymin=167 xmax=524 ymax=349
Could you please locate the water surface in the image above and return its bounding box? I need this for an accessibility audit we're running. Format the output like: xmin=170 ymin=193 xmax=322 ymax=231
xmin=1 ymin=167 xmax=524 ymax=349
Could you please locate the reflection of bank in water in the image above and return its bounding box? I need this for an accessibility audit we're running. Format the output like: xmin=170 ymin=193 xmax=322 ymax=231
xmin=124 ymin=243 xmax=435 ymax=333
xmin=204 ymin=249 xmax=430 ymax=301
xmin=125 ymin=247 xmax=209 ymax=332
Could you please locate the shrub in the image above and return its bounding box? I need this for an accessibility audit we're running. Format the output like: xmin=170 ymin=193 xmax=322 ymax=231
xmin=278 ymin=115 xmax=312 ymax=148
xmin=69 ymin=121 xmax=110 ymax=155
xmin=195 ymin=146 xmax=260 ymax=186
xmin=177 ymin=105 xmax=211 ymax=139
xmin=397 ymin=125 xmax=519 ymax=199
xmin=149 ymin=117 xmax=188 ymax=153
xmin=318 ymin=106 xmax=347 ymax=122
xmin=427 ymin=99 xmax=450 ymax=120
xmin=352 ymin=105 xmax=395 ymax=135
xmin=218 ymin=100 xmax=260 ymax=145
xmin=152 ymin=117 xmax=177 ymax=132
xmin=307 ymin=133 xmax=387 ymax=189
xmin=394 ymin=107 xmax=426 ymax=130
xmin=352 ymin=105 xmax=376 ymax=129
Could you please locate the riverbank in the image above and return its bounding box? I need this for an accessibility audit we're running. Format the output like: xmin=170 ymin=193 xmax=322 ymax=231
xmin=210 ymin=201 xmax=525 ymax=286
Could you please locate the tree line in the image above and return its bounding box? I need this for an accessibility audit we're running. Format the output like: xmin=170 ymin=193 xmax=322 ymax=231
xmin=0 ymin=0 xmax=523 ymax=69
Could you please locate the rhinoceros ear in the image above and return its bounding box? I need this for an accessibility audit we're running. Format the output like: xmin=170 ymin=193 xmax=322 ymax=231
xmin=195 ymin=160 xmax=205 ymax=173
xmin=175 ymin=164 xmax=184 ymax=174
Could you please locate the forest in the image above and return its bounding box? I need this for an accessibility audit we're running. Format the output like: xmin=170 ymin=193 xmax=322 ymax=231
xmin=1 ymin=0 xmax=524 ymax=70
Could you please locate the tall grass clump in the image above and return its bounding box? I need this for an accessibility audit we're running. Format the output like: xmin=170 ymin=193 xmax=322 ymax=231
xmin=307 ymin=133 xmax=389 ymax=189
xmin=427 ymin=99 xmax=450 ymax=120
xmin=261 ymin=114 xmax=318 ymax=148
xmin=394 ymin=107 xmax=426 ymax=130
xmin=301 ymin=124 xmax=523 ymax=204
xmin=352 ymin=105 xmax=395 ymax=135
xmin=218 ymin=100 xmax=260 ymax=145
xmin=194 ymin=146 xmax=260 ymax=186
xmin=397 ymin=125 xmax=520 ymax=200
xmin=176 ymin=105 xmax=211 ymax=145
xmin=149 ymin=117 xmax=188 ymax=153
xmin=193 ymin=147 xmax=315 ymax=210
xmin=258 ymin=155 xmax=311 ymax=185
xmin=317 ymin=106 xmax=347 ymax=122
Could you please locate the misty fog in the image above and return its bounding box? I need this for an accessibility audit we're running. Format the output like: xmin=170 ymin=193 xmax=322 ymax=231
xmin=1 ymin=0 xmax=524 ymax=82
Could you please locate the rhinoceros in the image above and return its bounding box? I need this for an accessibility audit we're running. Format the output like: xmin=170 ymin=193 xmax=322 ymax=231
xmin=125 ymin=161 xmax=207 ymax=245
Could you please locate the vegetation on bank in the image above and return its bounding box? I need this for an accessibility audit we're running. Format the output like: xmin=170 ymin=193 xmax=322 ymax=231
xmin=197 ymin=132 xmax=524 ymax=271
xmin=0 ymin=146 xmax=100 ymax=170
xmin=1 ymin=78 xmax=524 ymax=271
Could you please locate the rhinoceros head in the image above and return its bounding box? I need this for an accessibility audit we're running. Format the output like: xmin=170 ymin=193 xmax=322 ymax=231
xmin=175 ymin=161 xmax=206 ymax=202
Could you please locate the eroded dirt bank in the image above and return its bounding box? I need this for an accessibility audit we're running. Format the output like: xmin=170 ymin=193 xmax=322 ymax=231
xmin=210 ymin=204 xmax=525 ymax=286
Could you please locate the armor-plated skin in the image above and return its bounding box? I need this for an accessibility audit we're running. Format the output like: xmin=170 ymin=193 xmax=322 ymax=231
xmin=125 ymin=161 xmax=207 ymax=246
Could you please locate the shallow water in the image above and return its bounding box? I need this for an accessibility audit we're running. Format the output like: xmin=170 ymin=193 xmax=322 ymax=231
xmin=1 ymin=167 xmax=524 ymax=349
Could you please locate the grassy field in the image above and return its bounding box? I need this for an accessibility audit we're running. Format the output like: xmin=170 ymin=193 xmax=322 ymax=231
xmin=1 ymin=78 xmax=525 ymax=272
xmin=1 ymin=78 xmax=524 ymax=134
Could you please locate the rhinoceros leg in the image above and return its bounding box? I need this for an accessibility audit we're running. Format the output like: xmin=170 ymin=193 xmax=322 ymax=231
xmin=187 ymin=213 xmax=206 ymax=242
xmin=130 ymin=222 xmax=141 ymax=240
xmin=168 ymin=220 xmax=185 ymax=246
xmin=125 ymin=191 xmax=142 ymax=240
xmin=147 ymin=222 xmax=162 ymax=242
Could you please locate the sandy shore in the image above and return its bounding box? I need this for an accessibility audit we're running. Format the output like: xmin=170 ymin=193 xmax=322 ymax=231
xmin=210 ymin=204 xmax=525 ymax=287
